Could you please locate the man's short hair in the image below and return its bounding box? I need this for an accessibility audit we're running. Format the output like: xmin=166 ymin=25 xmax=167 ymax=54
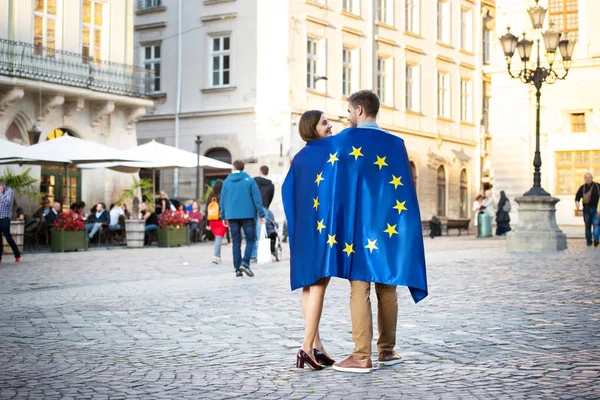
xmin=348 ymin=90 xmax=380 ymax=118
xmin=233 ymin=159 xmax=245 ymax=171
xmin=260 ymin=165 xmax=269 ymax=176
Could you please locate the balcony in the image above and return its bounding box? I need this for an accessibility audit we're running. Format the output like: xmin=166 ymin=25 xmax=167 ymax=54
xmin=0 ymin=39 xmax=153 ymax=98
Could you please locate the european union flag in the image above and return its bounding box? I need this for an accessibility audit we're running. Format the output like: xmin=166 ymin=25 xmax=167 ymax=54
xmin=282 ymin=127 xmax=428 ymax=303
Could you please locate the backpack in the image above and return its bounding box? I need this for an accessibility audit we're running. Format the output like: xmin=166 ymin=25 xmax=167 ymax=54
xmin=207 ymin=197 xmax=220 ymax=221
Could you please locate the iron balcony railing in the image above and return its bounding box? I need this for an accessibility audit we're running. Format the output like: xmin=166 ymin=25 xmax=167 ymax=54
xmin=137 ymin=0 xmax=162 ymax=11
xmin=0 ymin=39 xmax=153 ymax=98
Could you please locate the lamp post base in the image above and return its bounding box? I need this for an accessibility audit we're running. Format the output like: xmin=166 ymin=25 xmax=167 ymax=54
xmin=507 ymin=195 xmax=567 ymax=252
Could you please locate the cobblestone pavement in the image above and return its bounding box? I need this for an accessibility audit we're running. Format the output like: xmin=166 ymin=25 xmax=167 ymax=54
xmin=0 ymin=236 xmax=598 ymax=399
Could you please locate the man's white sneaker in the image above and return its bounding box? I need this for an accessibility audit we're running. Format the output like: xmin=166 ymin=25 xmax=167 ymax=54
xmin=212 ymin=256 xmax=221 ymax=264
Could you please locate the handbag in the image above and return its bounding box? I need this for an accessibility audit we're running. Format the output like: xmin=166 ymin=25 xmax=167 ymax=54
xmin=582 ymin=183 xmax=598 ymax=206
xmin=257 ymin=224 xmax=272 ymax=265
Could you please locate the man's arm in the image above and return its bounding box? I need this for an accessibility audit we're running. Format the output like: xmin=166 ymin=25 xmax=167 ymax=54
xmin=267 ymin=184 xmax=275 ymax=209
xmin=219 ymin=184 xmax=227 ymax=220
xmin=0 ymin=187 xmax=14 ymax=207
xmin=575 ymin=185 xmax=583 ymax=209
xmin=250 ymin=181 xmax=266 ymax=219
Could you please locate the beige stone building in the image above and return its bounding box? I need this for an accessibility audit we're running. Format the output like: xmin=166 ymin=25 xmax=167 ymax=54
xmin=136 ymin=0 xmax=495 ymax=223
xmin=0 ymin=0 xmax=152 ymax=212
xmin=489 ymin=0 xmax=600 ymax=235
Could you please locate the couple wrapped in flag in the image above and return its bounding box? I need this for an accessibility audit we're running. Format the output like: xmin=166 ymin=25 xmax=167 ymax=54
xmin=282 ymin=90 xmax=428 ymax=373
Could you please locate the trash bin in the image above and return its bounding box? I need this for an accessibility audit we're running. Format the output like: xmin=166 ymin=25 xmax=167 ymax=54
xmin=477 ymin=211 xmax=492 ymax=238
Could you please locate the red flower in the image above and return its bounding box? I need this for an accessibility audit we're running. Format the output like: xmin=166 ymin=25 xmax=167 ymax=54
xmin=54 ymin=211 xmax=85 ymax=231
xmin=159 ymin=211 xmax=187 ymax=229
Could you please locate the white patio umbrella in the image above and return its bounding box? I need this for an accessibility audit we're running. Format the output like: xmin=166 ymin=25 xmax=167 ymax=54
xmin=24 ymin=135 xmax=145 ymax=205
xmin=0 ymin=138 xmax=71 ymax=163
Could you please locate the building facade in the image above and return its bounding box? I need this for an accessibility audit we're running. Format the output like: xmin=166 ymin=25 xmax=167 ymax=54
xmin=136 ymin=0 xmax=494 ymax=223
xmin=0 ymin=0 xmax=152 ymax=212
xmin=489 ymin=0 xmax=600 ymax=235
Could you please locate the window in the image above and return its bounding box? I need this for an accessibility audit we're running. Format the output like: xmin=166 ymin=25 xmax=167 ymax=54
xmin=460 ymin=170 xmax=468 ymax=218
xmin=140 ymin=0 xmax=162 ymax=10
xmin=483 ymin=28 xmax=491 ymax=64
xmin=211 ymin=36 xmax=231 ymax=87
xmin=556 ymin=151 xmax=600 ymax=195
xmin=342 ymin=48 xmax=353 ymax=96
xmin=549 ymin=0 xmax=578 ymax=40
xmin=34 ymin=0 xmax=57 ymax=56
xmin=570 ymin=113 xmax=586 ymax=132
xmin=377 ymin=57 xmax=392 ymax=105
xmin=437 ymin=166 xmax=446 ymax=217
xmin=482 ymin=81 xmax=490 ymax=132
xmin=405 ymin=0 xmax=420 ymax=34
xmin=377 ymin=0 xmax=393 ymax=26
xmin=461 ymin=9 xmax=473 ymax=52
xmin=143 ymin=45 xmax=161 ymax=92
xmin=307 ymin=38 xmax=324 ymax=91
xmin=437 ymin=0 xmax=451 ymax=44
xmin=437 ymin=71 xmax=450 ymax=118
xmin=342 ymin=0 xmax=359 ymax=14
xmin=82 ymin=0 xmax=104 ymax=61
xmin=405 ymin=64 xmax=420 ymax=112
xmin=460 ymin=79 xmax=472 ymax=122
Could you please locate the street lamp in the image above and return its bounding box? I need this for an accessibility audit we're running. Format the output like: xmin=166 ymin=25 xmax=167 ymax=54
xmin=499 ymin=0 xmax=576 ymax=196
xmin=195 ymin=135 xmax=202 ymax=200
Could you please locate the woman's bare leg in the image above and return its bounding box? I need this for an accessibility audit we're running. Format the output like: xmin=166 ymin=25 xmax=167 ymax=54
xmin=301 ymin=277 xmax=330 ymax=358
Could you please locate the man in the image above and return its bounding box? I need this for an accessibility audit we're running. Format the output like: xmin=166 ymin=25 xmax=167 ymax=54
xmin=33 ymin=197 xmax=52 ymax=220
xmin=85 ymin=202 xmax=109 ymax=240
xmin=251 ymin=165 xmax=275 ymax=261
xmin=220 ymin=160 xmax=265 ymax=278
xmin=45 ymin=201 xmax=62 ymax=227
xmin=0 ymin=180 xmax=22 ymax=264
xmin=331 ymin=90 xmax=427 ymax=373
xmin=575 ymin=173 xmax=600 ymax=247
xmin=108 ymin=203 xmax=125 ymax=232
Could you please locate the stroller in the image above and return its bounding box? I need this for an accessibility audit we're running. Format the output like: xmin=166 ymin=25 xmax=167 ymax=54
xmin=265 ymin=209 xmax=283 ymax=262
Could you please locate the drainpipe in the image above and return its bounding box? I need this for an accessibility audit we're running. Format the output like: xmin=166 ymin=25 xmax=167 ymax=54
xmin=173 ymin=0 xmax=183 ymax=197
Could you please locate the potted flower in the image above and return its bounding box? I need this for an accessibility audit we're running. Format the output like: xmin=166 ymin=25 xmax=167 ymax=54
xmin=157 ymin=210 xmax=190 ymax=247
xmin=118 ymin=177 xmax=154 ymax=248
xmin=51 ymin=211 xmax=88 ymax=252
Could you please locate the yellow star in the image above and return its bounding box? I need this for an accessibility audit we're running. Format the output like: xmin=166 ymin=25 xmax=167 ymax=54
xmin=343 ymin=242 xmax=355 ymax=257
xmin=365 ymin=239 xmax=379 ymax=254
xmin=316 ymin=219 xmax=326 ymax=234
xmin=315 ymin=172 xmax=325 ymax=186
xmin=349 ymin=146 xmax=364 ymax=160
xmin=384 ymin=223 xmax=399 ymax=238
xmin=327 ymin=234 xmax=337 ymax=248
xmin=393 ymin=200 xmax=408 ymax=215
xmin=327 ymin=152 xmax=340 ymax=166
xmin=313 ymin=196 xmax=320 ymax=210
xmin=374 ymin=155 xmax=388 ymax=170
xmin=389 ymin=175 xmax=403 ymax=189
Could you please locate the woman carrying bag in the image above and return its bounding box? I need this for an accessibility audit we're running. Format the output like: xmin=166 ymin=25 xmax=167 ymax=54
xmin=496 ymin=191 xmax=512 ymax=236
xmin=207 ymin=180 xmax=228 ymax=264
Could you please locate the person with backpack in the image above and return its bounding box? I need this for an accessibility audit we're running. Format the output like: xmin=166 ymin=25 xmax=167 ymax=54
xmin=495 ymin=191 xmax=512 ymax=236
xmin=207 ymin=179 xmax=228 ymax=264
xmin=575 ymin=173 xmax=600 ymax=247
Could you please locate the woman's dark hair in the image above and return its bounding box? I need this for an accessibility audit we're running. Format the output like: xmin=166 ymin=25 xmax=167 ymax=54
xmin=211 ymin=179 xmax=224 ymax=199
xmin=476 ymin=195 xmax=484 ymax=201
xmin=70 ymin=202 xmax=78 ymax=211
xmin=299 ymin=110 xmax=324 ymax=143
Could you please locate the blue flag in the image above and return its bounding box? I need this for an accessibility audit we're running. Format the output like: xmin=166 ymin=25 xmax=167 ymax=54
xmin=282 ymin=127 xmax=428 ymax=303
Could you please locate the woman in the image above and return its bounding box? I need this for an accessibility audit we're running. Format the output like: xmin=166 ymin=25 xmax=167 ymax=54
xmin=141 ymin=201 xmax=159 ymax=245
xmin=207 ymin=180 xmax=228 ymax=264
xmin=496 ymin=191 xmax=512 ymax=236
xmin=287 ymin=110 xmax=334 ymax=371
xmin=188 ymin=200 xmax=203 ymax=242
xmin=155 ymin=191 xmax=172 ymax=216
xmin=472 ymin=195 xmax=484 ymax=234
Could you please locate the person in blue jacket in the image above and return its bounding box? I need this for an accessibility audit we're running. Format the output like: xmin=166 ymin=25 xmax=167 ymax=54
xmin=220 ymin=159 xmax=266 ymax=278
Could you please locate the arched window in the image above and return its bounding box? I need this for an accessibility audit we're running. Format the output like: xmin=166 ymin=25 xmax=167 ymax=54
xmin=410 ymin=161 xmax=417 ymax=189
xmin=5 ymin=121 xmax=25 ymax=144
xmin=205 ymin=148 xmax=232 ymax=164
xmin=437 ymin=165 xmax=446 ymax=217
xmin=47 ymin=128 xmax=75 ymax=140
xmin=460 ymin=169 xmax=468 ymax=218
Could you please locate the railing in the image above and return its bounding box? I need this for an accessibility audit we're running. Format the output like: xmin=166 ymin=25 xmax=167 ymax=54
xmin=137 ymin=0 xmax=162 ymax=11
xmin=0 ymin=39 xmax=153 ymax=98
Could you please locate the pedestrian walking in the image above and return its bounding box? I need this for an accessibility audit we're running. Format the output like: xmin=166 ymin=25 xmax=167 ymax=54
xmin=207 ymin=179 xmax=228 ymax=264
xmin=0 ymin=180 xmax=22 ymax=264
xmin=220 ymin=160 xmax=265 ymax=277
xmin=495 ymin=191 xmax=512 ymax=236
xmin=283 ymin=90 xmax=427 ymax=373
xmin=575 ymin=173 xmax=600 ymax=247
xmin=251 ymin=165 xmax=275 ymax=261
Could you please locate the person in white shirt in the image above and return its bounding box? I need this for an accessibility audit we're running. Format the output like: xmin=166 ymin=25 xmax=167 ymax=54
xmin=108 ymin=203 xmax=125 ymax=232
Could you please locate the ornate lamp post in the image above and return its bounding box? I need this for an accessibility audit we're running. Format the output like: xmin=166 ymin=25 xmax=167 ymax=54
xmin=499 ymin=0 xmax=576 ymax=252
xmin=499 ymin=0 xmax=576 ymax=196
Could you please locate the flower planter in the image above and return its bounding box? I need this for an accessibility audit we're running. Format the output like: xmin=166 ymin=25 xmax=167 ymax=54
xmin=2 ymin=220 xmax=24 ymax=256
xmin=158 ymin=226 xmax=190 ymax=248
xmin=51 ymin=230 xmax=88 ymax=252
xmin=125 ymin=219 xmax=145 ymax=249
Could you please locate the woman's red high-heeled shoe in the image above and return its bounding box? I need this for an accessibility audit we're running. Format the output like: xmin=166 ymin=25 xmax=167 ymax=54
xmin=313 ymin=349 xmax=335 ymax=366
xmin=296 ymin=349 xmax=324 ymax=371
